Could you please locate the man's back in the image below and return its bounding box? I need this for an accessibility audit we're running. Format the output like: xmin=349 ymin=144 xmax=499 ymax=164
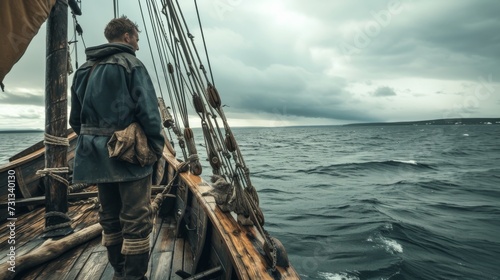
xmin=69 ymin=43 xmax=164 ymax=184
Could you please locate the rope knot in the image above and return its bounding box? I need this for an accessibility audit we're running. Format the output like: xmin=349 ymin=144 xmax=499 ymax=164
xmin=36 ymin=167 xmax=70 ymax=186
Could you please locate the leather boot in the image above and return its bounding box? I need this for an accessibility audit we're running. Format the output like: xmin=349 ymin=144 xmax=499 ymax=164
xmin=124 ymin=252 xmax=149 ymax=280
xmin=106 ymin=243 xmax=125 ymax=279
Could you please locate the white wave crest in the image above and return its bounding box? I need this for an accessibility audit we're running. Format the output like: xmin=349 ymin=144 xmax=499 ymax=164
xmin=381 ymin=237 xmax=403 ymax=254
xmin=392 ymin=159 xmax=418 ymax=165
xmin=367 ymin=232 xmax=403 ymax=254
xmin=318 ymin=271 xmax=360 ymax=280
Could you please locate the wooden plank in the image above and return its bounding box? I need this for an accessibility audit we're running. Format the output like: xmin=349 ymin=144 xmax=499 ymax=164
xmin=0 ymin=146 xmax=45 ymax=173
xmin=215 ymin=210 xmax=267 ymax=279
xmin=209 ymin=225 xmax=234 ymax=280
xmin=148 ymin=251 xmax=173 ymax=280
xmin=14 ymin=167 xmax=34 ymax=210
xmin=163 ymin=149 xmax=301 ymax=279
xmin=175 ymin=181 xmax=189 ymax=237
xmin=61 ymin=239 xmax=98 ymax=280
xmin=152 ymin=221 xmax=176 ymax=254
xmin=148 ymin=215 xmax=176 ymax=279
xmin=0 ymin=206 xmax=44 ymax=245
xmin=185 ymin=192 xmax=208 ymax=272
xmin=99 ymin=263 xmax=115 ymax=280
xmin=0 ymin=237 xmax=45 ymax=265
xmin=183 ymin=240 xmax=194 ymax=275
xmin=75 ymin=251 xmax=108 ymax=280
xmin=146 ymin=212 xmax=176 ymax=279
xmin=17 ymin=260 xmax=46 ymax=280
xmin=9 ymin=138 xmax=45 ymax=162
xmin=170 ymin=238 xmax=185 ymax=280
xmin=0 ymin=201 xmax=100 ymax=280
xmin=35 ymin=236 xmax=95 ymax=280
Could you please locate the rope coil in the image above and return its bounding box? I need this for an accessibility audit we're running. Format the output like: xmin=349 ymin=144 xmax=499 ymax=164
xmin=68 ymin=197 xmax=99 ymax=206
xmin=68 ymin=183 xmax=91 ymax=193
xmin=44 ymin=133 xmax=69 ymax=146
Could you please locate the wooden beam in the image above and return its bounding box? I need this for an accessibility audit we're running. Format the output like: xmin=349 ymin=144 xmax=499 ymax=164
xmin=44 ymin=0 xmax=70 ymax=235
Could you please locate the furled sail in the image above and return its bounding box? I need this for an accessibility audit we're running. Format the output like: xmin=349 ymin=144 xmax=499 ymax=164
xmin=0 ymin=0 xmax=56 ymax=90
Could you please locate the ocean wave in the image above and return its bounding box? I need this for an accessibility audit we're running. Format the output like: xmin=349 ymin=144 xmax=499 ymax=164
xmin=284 ymin=212 xmax=344 ymax=222
xmin=367 ymin=224 xmax=404 ymax=255
xmin=251 ymin=172 xmax=287 ymax=180
xmin=258 ymin=188 xmax=297 ymax=195
xmin=297 ymin=160 xmax=435 ymax=175
xmin=413 ymin=180 xmax=460 ymax=191
xmin=430 ymin=202 xmax=500 ymax=215
xmin=318 ymin=272 xmax=360 ymax=280
xmin=356 ymin=198 xmax=382 ymax=205
xmin=441 ymin=148 xmax=471 ymax=156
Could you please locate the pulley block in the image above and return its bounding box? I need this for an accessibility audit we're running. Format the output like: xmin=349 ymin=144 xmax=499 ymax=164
xmin=207 ymin=84 xmax=221 ymax=109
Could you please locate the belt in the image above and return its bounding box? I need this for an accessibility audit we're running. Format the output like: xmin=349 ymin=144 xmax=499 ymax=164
xmin=80 ymin=125 xmax=117 ymax=136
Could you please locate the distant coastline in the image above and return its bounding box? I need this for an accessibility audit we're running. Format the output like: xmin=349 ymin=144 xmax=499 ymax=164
xmin=344 ymin=118 xmax=500 ymax=126
xmin=0 ymin=118 xmax=499 ymax=131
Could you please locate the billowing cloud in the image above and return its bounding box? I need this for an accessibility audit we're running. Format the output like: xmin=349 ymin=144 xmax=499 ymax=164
xmin=1 ymin=0 xmax=499 ymax=129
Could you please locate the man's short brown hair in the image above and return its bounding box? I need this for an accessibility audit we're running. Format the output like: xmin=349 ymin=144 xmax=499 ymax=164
xmin=104 ymin=16 xmax=140 ymax=41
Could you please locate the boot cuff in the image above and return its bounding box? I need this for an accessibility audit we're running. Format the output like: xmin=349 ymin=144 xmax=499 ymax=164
xmin=102 ymin=231 xmax=123 ymax=246
xmin=121 ymin=235 xmax=151 ymax=255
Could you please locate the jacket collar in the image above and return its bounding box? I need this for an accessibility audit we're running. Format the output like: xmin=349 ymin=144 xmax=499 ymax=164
xmin=85 ymin=43 xmax=135 ymax=61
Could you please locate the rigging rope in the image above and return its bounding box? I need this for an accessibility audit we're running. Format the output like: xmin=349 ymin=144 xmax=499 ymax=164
xmin=137 ymin=0 xmax=261 ymax=229
xmin=135 ymin=0 xmax=279 ymax=269
xmin=138 ymin=0 xmax=165 ymax=99
xmin=193 ymin=0 xmax=215 ymax=86
xmin=113 ymin=0 xmax=119 ymax=18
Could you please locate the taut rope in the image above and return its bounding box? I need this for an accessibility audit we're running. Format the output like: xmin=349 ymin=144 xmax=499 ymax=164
xmin=137 ymin=0 xmax=282 ymax=269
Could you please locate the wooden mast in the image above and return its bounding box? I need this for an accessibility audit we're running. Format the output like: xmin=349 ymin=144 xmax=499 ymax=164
xmin=43 ymin=0 xmax=73 ymax=237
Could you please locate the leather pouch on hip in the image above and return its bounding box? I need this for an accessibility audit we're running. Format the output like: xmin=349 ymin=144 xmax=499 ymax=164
xmin=107 ymin=122 xmax=157 ymax=167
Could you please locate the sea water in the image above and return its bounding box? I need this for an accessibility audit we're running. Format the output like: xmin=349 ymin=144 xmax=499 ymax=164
xmin=1 ymin=125 xmax=499 ymax=279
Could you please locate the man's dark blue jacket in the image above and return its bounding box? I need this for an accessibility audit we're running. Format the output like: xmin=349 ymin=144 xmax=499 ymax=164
xmin=70 ymin=43 xmax=164 ymax=184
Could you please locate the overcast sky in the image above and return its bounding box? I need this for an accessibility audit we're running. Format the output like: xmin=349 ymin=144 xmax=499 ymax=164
xmin=1 ymin=0 xmax=499 ymax=130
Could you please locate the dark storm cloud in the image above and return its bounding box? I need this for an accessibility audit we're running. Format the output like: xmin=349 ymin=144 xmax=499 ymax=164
xmin=1 ymin=0 xmax=499 ymax=128
xmin=199 ymin=0 xmax=499 ymax=122
xmin=373 ymin=86 xmax=396 ymax=97
xmin=333 ymin=0 xmax=500 ymax=80
xmin=210 ymin=60 xmax=378 ymax=122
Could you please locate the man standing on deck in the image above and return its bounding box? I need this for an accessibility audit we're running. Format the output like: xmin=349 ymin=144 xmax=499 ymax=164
xmin=69 ymin=16 xmax=164 ymax=280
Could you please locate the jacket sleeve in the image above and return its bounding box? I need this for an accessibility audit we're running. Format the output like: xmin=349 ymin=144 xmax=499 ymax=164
xmin=69 ymin=77 xmax=82 ymax=135
xmin=130 ymin=66 xmax=165 ymax=157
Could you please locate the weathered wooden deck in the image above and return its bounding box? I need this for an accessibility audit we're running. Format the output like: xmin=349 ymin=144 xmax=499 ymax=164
xmin=0 ymin=202 xmax=194 ymax=280
xmin=0 ymin=144 xmax=301 ymax=280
